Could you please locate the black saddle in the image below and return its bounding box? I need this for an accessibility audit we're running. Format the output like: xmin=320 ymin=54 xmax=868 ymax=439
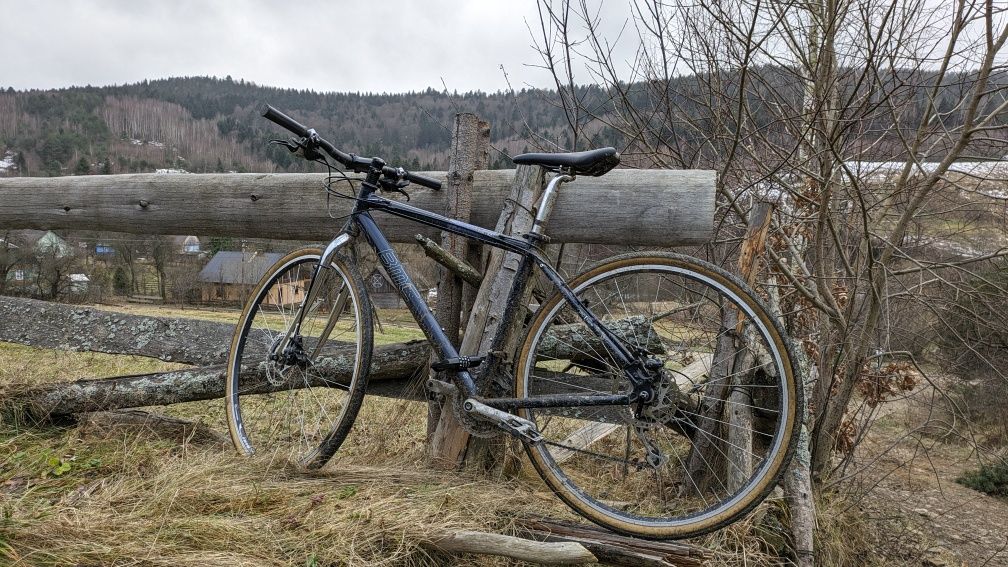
xmin=512 ymin=147 xmax=620 ymax=177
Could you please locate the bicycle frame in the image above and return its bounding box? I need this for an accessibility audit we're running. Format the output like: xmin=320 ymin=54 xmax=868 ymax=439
xmin=305 ymin=175 xmax=648 ymax=409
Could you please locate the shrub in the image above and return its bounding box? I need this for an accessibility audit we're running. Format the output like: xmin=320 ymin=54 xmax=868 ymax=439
xmin=957 ymin=458 xmax=1008 ymax=497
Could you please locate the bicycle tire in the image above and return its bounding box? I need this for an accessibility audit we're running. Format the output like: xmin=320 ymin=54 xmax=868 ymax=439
xmin=514 ymin=252 xmax=801 ymax=539
xmin=226 ymin=247 xmax=373 ymax=468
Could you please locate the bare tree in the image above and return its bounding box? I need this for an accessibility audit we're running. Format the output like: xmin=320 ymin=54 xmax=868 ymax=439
xmin=0 ymin=230 xmax=28 ymax=296
xmin=33 ymin=240 xmax=78 ymax=301
xmin=534 ymin=0 xmax=1008 ymax=561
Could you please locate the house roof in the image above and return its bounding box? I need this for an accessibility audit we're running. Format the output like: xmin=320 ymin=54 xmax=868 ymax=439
xmin=198 ymin=251 xmax=284 ymax=285
xmin=2 ymin=230 xmax=47 ymax=248
xmin=34 ymin=231 xmax=72 ymax=257
xmin=171 ymin=235 xmax=200 ymax=247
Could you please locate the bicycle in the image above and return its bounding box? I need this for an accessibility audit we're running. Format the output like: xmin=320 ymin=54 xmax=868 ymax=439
xmin=225 ymin=104 xmax=803 ymax=539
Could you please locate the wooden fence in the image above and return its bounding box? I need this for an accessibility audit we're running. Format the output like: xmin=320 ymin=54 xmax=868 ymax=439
xmin=0 ymin=169 xmax=714 ymax=246
xmin=0 ymin=115 xmax=716 ymax=566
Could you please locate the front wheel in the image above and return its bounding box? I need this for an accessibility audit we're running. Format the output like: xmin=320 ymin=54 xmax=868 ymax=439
xmin=514 ymin=252 xmax=801 ymax=539
xmin=226 ymin=247 xmax=373 ymax=468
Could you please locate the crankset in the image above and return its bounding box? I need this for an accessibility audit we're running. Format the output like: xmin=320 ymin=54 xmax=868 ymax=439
xmin=425 ymin=378 xmax=543 ymax=442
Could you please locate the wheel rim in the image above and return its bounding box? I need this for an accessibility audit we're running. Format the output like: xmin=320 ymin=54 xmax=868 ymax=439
xmin=227 ymin=253 xmax=366 ymax=466
xmin=517 ymin=260 xmax=795 ymax=533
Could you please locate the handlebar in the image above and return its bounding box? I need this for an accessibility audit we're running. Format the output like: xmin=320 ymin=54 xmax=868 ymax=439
xmin=260 ymin=104 xmax=310 ymax=138
xmin=260 ymin=103 xmax=442 ymax=191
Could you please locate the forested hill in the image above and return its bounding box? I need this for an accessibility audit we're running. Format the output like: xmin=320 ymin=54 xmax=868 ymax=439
xmin=0 ymin=76 xmax=601 ymax=176
xmin=3 ymin=72 xmax=1003 ymax=178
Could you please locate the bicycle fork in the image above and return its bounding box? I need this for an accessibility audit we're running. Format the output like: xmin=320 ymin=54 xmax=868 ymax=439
xmin=269 ymin=233 xmax=354 ymax=362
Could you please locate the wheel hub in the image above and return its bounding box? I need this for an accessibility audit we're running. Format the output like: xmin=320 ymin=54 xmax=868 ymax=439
xmin=266 ymin=335 xmax=312 ymax=386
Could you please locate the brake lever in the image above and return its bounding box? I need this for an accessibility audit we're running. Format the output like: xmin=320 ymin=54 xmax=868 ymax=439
xmin=269 ymin=138 xmax=300 ymax=152
xmin=378 ymin=177 xmax=411 ymax=201
xmin=269 ymin=137 xmax=322 ymax=161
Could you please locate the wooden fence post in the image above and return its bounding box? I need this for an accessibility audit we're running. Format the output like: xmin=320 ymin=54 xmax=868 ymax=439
xmin=687 ymin=196 xmax=777 ymax=493
xmin=426 ymin=114 xmax=490 ymax=440
xmin=429 ymin=164 xmax=546 ymax=468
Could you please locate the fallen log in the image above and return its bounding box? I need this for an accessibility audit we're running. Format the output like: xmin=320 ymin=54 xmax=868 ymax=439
xmin=424 ymin=529 xmax=597 ymax=565
xmin=7 ymin=341 xmax=430 ymax=420
xmin=2 ymin=291 xmax=667 ymax=422
xmin=520 ymin=518 xmax=707 ymax=567
xmin=0 ymin=296 xmax=235 ymax=365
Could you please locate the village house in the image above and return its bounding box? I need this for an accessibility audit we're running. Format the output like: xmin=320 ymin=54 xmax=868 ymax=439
xmin=2 ymin=230 xmax=83 ymax=295
xmin=197 ymin=250 xmax=296 ymax=304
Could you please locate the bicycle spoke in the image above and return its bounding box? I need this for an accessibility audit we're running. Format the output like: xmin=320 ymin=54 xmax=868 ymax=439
xmin=227 ymin=251 xmax=372 ymax=468
xmin=517 ymin=254 xmax=798 ymax=537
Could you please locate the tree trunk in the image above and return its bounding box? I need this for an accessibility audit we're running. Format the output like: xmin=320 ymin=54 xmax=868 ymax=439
xmin=428 ymin=113 xmax=490 ymax=439
xmin=429 ymin=164 xmax=546 ymax=468
xmin=685 ymin=307 xmax=736 ymax=493
xmin=7 ymin=340 xmax=431 ymax=420
xmin=726 ymin=199 xmax=774 ymax=491
xmin=423 ymin=530 xmax=597 ymax=565
xmin=519 ymin=518 xmax=708 ymax=567
xmin=0 ymin=170 xmax=714 ymax=246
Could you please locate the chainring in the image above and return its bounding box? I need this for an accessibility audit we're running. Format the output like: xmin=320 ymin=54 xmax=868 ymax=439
xmin=450 ymin=388 xmax=502 ymax=438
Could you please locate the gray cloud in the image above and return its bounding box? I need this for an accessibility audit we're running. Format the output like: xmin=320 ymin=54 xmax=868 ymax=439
xmin=0 ymin=0 xmax=635 ymax=93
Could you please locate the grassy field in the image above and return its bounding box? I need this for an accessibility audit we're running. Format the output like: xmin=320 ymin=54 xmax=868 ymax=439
xmin=0 ymin=302 xmax=879 ymax=566
xmin=96 ymin=302 xmax=427 ymax=345
xmin=0 ymin=341 xmax=574 ymax=566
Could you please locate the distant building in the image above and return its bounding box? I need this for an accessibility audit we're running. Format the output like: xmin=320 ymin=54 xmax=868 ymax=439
xmin=31 ymin=231 xmax=73 ymax=258
xmin=68 ymin=273 xmax=90 ymax=293
xmin=366 ymin=267 xmax=404 ymax=308
xmin=1 ymin=230 xmax=84 ymax=296
xmin=172 ymin=235 xmax=201 ymax=255
xmin=2 ymin=230 xmax=75 ymax=292
xmin=197 ymin=251 xmax=293 ymax=304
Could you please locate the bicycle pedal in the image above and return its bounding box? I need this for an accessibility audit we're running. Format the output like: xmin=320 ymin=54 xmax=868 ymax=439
xmin=461 ymin=398 xmax=544 ymax=444
xmin=431 ymin=356 xmax=485 ymax=372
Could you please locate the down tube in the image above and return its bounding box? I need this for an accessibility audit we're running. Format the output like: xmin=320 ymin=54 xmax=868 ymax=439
xmin=356 ymin=213 xmax=478 ymax=397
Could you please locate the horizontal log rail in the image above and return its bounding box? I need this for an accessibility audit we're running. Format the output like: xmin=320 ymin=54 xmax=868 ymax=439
xmin=0 ymin=169 xmax=714 ymax=246
xmin=0 ymin=296 xmax=666 ymax=421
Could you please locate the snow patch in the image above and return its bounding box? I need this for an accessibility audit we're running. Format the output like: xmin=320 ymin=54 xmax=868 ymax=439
xmin=846 ymin=159 xmax=1008 ymax=180
xmin=0 ymin=150 xmax=15 ymax=173
xmin=155 ymin=168 xmax=190 ymax=174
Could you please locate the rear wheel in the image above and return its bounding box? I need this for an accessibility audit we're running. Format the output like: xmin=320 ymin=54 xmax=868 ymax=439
xmin=226 ymin=247 xmax=373 ymax=468
xmin=514 ymin=252 xmax=800 ymax=539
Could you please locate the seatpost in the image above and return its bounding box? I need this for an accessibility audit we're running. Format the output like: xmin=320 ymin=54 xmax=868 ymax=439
xmin=530 ymin=172 xmax=574 ymax=236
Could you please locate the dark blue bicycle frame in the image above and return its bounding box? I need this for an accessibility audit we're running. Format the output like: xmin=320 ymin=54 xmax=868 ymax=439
xmin=345 ymin=178 xmax=648 ymax=410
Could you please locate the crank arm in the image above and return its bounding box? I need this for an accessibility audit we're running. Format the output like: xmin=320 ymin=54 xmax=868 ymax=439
xmin=462 ymin=398 xmax=544 ymax=444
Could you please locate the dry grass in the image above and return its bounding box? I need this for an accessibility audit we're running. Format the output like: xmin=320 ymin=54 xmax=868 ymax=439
xmin=0 ymin=341 xmax=570 ymax=565
xmin=0 ymin=337 xmax=833 ymax=566
xmin=0 ymin=426 xmax=566 ymax=566
xmin=0 ymin=349 xmax=550 ymax=565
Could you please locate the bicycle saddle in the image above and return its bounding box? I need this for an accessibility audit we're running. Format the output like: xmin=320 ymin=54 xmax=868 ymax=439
xmin=512 ymin=147 xmax=620 ymax=177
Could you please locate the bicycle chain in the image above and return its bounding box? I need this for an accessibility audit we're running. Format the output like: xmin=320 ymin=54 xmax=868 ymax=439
xmin=541 ymin=438 xmax=649 ymax=470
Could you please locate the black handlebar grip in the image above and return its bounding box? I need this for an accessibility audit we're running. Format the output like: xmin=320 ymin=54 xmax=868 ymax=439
xmin=260 ymin=104 xmax=310 ymax=138
xmin=405 ymin=171 xmax=442 ymax=191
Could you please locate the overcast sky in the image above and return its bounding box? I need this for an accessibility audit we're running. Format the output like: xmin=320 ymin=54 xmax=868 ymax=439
xmin=0 ymin=1 xmax=635 ymax=94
